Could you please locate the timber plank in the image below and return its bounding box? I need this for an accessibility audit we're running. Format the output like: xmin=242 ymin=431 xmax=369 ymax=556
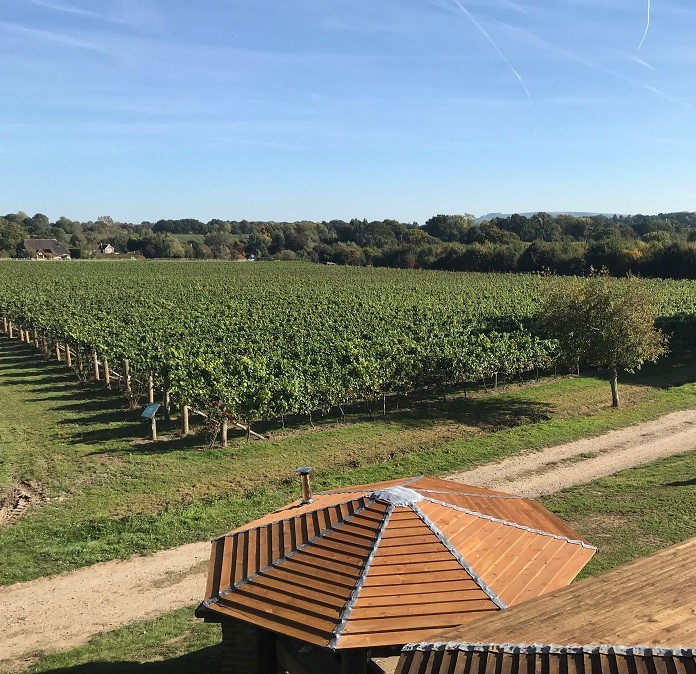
xmin=357 ymin=579 xmax=481 ymax=596
xmin=219 ymin=594 xmax=338 ymax=631
xmin=349 ymin=599 xmax=499 ymax=620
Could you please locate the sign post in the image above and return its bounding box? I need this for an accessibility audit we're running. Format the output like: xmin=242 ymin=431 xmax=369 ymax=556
xmin=141 ymin=403 xmax=161 ymax=442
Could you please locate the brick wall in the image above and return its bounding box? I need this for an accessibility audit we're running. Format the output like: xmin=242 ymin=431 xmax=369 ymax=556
xmin=220 ymin=618 xmax=277 ymax=674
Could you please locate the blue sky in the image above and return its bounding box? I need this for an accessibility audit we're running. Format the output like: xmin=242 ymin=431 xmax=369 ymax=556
xmin=1 ymin=0 xmax=695 ymax=223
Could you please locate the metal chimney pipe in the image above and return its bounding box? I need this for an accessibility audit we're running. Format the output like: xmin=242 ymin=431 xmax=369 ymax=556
xmin=296 ymin=467 xmax=313 ymax=504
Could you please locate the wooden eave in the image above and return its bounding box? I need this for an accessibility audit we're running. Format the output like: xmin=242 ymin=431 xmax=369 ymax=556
xmin=397 ymin=643 xmax=696 ymax=674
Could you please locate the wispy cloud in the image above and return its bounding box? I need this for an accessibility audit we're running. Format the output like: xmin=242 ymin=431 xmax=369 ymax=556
xmin=26 ymin=0 xmax=125 ymax=24
xmin=624 ymin=53 xmax=656 ymax=71
xmin=491 ymin=19 xmax=693 ymax=108
xmin=0 ymin=20 xmax=107 ymax=52
xmin=501 ymin=0 xmax=530 ymax=16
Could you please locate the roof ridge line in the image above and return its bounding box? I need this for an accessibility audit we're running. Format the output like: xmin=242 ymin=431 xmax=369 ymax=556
xmin=401 ymin=643 xmax=696 ymax=657
xmin=204 ymin=497 xmax=377 ymax=608
xmin=328 ymin=503 xmax=394 ymax=650
xmin=411 ymin=502 xmax=507 ymax=610
xmin=317 ymin=475 xmax=424 ymax=496
xmin=213 ymin=495 xmax=367 ymax=540
xmin=422 ymin=496 xmax=597 ymax=550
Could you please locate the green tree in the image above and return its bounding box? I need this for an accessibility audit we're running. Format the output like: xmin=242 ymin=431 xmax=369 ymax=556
xmin=423 ymin=214 xmax=474 ymax=242
xmin=542 ymin=271 xmax=666 ymax=407
xmin=0 ymin=217 xmax=27 ymax=256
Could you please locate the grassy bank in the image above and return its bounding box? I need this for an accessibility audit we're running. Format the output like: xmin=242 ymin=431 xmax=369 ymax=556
xmin=24 ymin=448 xmax=696 ymax=673
xmin=2 ymin=337 xmax=696 ymax=584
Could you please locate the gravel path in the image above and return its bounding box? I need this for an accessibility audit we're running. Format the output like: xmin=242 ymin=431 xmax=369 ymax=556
xmin=3 ymin=408 xmax=696 ymax=671
xmin=0 ymin=542 xmax=210 ymax=671
xmin=448 ymin=408 xmax=696 ymax=496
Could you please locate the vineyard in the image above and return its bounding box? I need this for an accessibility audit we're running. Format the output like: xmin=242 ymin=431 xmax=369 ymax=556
xmin=1 ymin=261 xmax=695 ymax=437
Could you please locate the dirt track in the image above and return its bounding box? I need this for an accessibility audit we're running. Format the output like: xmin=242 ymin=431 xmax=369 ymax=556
xmin=448 ymin=408 xmax=696 ymax=496
xmin=2 ymin=408 xmax=696 ymax=671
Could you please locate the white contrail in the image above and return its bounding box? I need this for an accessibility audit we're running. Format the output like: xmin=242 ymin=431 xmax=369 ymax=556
xmin=449 ymin=0 xmax=536 ymax=135
xmin=450 ymin=0 xmax=532 ymax=103
xmin=493 ymin=19 xmax=692 ymax=109
xmin=638 ymin=0 xmax=651 ymax=51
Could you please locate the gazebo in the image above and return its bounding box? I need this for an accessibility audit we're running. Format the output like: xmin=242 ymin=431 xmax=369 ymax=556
xmin=197 ymin=474 xmax=596 ymax=674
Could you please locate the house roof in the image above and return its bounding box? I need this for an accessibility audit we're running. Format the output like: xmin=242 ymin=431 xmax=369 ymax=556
xmin=396 ymin=538 xmax=696 ymax=674
xmin=198 ymin=476 xmax=595 ymax=650
xmin=23 ymin=239 xmax=70 ymax=256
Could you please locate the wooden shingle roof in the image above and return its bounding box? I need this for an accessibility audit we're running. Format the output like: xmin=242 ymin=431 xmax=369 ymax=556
xmin=198 ymin=476 xmax=595 ymax=649
xmin=396 ymin=538 xmax=696 ymax=674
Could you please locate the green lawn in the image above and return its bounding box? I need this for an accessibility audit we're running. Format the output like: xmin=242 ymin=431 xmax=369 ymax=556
xmin=24 ymin=448 xmax=696 ymax=673
xmin=3 ymin=336 xmax=696 ymax=584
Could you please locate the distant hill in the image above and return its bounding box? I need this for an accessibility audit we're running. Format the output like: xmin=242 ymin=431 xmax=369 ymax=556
xmin=475 ymin=211 xmax=622 ymax=223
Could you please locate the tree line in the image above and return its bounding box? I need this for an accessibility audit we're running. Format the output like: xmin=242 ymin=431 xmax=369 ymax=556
xmin=5 ymin=210 xmax=696 ymax=279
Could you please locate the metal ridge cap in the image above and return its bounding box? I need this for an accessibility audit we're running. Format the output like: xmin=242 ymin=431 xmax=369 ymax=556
xmin=401 ymin=642 xmax=696 ymax=656
xmin=211 ymin=494 xmax=369 ymax=541
xmin=422 ymin=496 xmax=598 ymax=550
xmin=328 ymin=503 xmax=394 ymax=650
xmin=411 ymin=502 xmax=507 ymax=610
xmin=204 ymin=497 xmax=381 ymax=609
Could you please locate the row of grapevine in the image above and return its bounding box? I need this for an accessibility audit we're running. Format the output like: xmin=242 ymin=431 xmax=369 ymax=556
xmin=0 ymin=261 xmax=693 ymax=427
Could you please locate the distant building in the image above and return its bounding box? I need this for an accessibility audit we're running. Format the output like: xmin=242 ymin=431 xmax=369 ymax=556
xmin=98 ymin=243 xmax=115 ymax=255
xmin=22 ymin=239 xmax=71 ymax=260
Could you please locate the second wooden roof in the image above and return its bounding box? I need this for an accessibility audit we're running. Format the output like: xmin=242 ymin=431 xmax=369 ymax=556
xmin=396 ymin=538 xmax=696 ymax=674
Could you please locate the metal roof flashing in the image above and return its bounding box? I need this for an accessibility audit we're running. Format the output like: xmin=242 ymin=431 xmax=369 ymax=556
xmin=369 ymin=486 xmax=424 ymax=506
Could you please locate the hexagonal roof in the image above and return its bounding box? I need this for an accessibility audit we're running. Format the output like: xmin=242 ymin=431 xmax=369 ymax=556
xmin=198 ymin=476 xmax=596 ymax=649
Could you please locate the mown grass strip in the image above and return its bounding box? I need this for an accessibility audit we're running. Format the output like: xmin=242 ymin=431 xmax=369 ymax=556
xmin=2 ymin=338 xmax=696 ymax=584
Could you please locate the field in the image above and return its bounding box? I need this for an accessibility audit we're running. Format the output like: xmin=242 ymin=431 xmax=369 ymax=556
xmin=2 ymin=262 xmax=696 ymax=671
xmin=2 ymin=261 xmax=696 ymax=430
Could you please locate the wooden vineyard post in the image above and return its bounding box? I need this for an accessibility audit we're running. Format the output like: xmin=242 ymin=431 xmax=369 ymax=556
xmin=65 ymin=341 xmax=72 ymax=368
xmin=8 ymin=321 xmax=13 ymax=339
xmin=33 ymin=327 xmax=39 ymax=349
xmin=19 ymin=326 xmax=25 ymax=342
xmin=103 ymin=359 xmax=111 ymax=388
xmin=123 ymin=359 xmax=131 ymax=394
xmin=181 ymin=405 xmax=189 ymax=435
xmin=2 ymin=316 xmax=7 ymax=335
xmin=75 ymin=348 xmax=83 ymax=380
xmin=55 ymin=341 xmax=61 ymax=361
xmin=221 ymin=418 xmax=228 ymax=447
xmin=162 ymin=381 xmax=171 ymax=421
xmin=148 ymin=373 xmax=154 ymax=404
xmin=41 ymin=333 xmax=49 ymax=359
xmin=92 ymin=351 xmax=100 ymax=381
